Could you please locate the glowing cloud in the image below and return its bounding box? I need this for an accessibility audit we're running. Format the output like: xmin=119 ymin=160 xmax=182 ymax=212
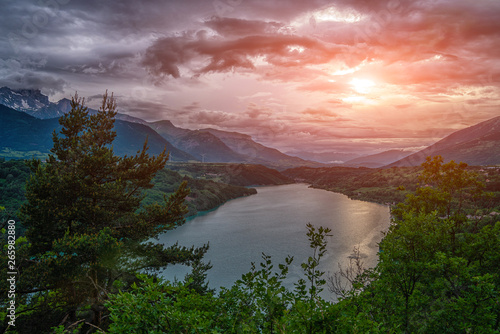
xmin=313 ymin=5 xmax=365 ymax=23
xmin=350 ymin=78 xmax=375 ymax=94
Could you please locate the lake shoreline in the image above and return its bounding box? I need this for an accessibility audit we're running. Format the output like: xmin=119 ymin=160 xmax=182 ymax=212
xmin=160 ymin=183 xmax=391 ymax=294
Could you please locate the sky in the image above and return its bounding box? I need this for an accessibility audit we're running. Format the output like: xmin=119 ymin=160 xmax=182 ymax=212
xmin=1 ymin=0 xmax=500 ymax=156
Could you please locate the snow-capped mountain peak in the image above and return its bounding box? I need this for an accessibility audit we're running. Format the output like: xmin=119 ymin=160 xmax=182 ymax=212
xmin=0 ymin=87 xmax=51 ymax=113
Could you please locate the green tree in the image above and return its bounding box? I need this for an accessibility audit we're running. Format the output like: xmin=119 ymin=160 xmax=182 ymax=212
xmin=372 ymin=211 xmax=500 ymax=333
xmin=291 ymin=223 xmax=332 ymax=334
xmin=393 ymin=156 xmax=489 ymax=220
xmin=106 ymin=275 xmax=227 ymax=334
xmin=329 ymin=157 xmax=500 ymax=333
xmin=2 ymin=92 xmax=207 ymax=333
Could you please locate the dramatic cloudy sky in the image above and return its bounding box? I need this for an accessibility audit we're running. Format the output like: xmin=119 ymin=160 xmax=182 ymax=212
xmin=1 ymin=0 xmax=500 ymax=155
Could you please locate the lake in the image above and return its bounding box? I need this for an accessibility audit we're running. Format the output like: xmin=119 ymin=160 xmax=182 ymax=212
xmin=157 ymin=183 xmax=390 ymax=296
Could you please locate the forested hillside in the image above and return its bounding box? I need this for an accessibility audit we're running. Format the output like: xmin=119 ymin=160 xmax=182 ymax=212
xmin=0 ymin=159 xmax=258 ymax=219
xmin=143 ymin=168 xmax=256 ymax=216
xmin=283 ymin=165 xmax=500 ymax=208
xmin=166 ymin=162 xmax=293 ymax=186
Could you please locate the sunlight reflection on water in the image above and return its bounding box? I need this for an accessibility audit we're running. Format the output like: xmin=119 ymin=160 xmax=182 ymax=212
xmin=157 ymin=183 xmax=390 ymax=298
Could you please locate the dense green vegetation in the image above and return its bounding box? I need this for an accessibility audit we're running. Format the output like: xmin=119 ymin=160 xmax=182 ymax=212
xmin=101 ymin=157 xmax=500 ymax=333
xmin=0 ymin=159 xmax=261 ymax=221
xmin=284 ymin=166 xmax=422 ymax=204
xmin=104 ymin=224 xmax=336 ymax=334
xmin=334 ymin=157 xmax=500 ymax=332
xmin=166 ymin=162 xmax=293 ymax=186
xmin=0 ymin=159 xmax=30 ymax=217
xmin=283 ymin=165 xmax=500 ymax=209
xmin=0 ymin=159 xmax=295 ymax=221
xmin=1 ymin=93 xmax=208 ymax=333
xmin=0 ymin=149 xmax=49 ymax=160
xmin=144 ymin=168 xmax=256 ymax=216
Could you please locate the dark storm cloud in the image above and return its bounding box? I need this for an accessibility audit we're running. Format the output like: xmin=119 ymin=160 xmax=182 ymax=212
xmin=0 ymin=0 xmax=217 ymax=93
xmin=136 ymin=0 xmax=500 ymax=92
xmin=204 ymin=17 xmax=284 ymax=36
xmin=142 ymin=29 xmax=339 ymax=78
xmin=0 ymin=0 xmax=499 ymax=153
xmin=0 ymin=56 xmax=68 ymax=94
xmin=0 ymin=70 xmax=67 ymax=94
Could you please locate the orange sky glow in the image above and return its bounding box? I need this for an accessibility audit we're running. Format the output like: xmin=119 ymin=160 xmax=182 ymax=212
xmin=1 ymin=0 xmax=499 ymax=155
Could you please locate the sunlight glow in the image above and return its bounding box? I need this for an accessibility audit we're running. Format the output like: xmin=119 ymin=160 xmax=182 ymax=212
xmin=422 ymin=54 xmax=444 ymax=63
xmin=342 ymin=96 xmax=375 ymax=104
xmin=330 ymin=60 xmax=371 ymax=77
xmin=332 ymin=67 xmax=360 ymax=76
xmin=288 ymin=45 xmax=305 ymax=53
xmin=350 ymin=78 xmax=375 ymax=94
xmin=314 ymin=6 xmax=364 ymax=23
xmin=291 ymin=5 xmax=364 ymax=28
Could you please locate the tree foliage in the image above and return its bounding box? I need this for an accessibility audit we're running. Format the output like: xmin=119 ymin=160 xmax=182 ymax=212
xmin=393 ymin=155 xmax=491 ymax=220
xmin=333 ymin=156 xmax=500 ymax=332
xmin=1 ymin=92 xmax=207 ymax=333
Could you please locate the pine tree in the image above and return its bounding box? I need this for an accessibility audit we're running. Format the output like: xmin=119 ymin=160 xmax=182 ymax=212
xmin=11 ymin=92 xmax=207 ymax=332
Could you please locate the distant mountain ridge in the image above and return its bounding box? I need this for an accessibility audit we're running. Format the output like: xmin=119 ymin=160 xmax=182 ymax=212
xmin=149 ymin=120 xmax=321 ymax=168
xmin=149 ymin=121 xmax=253 ymax=163
xmin=0 ymin=87 xmax=321 ymax=168
xmin=344 ymin=149 xmax=415 ymax=168
xmin=6 ymin=87 xmax=497 ymax=167
xmin=0 ymin=104 xmax=195 ymax=161
xmin=285 ymin=151 xmax=359 ymax=164
xmin=388 ymin=116 xmax=500 ymax=167
xmin=202 ymin=128 xmax=320 ymax=169
xmin=0 ymin=87 xmax=68 ymax=119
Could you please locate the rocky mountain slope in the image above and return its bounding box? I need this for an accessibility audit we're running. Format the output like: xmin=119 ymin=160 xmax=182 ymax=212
xmin=388 ymin=116 xmax=500 ymax=167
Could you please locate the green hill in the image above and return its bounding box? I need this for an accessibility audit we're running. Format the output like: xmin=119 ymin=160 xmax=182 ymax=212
xmin=166 ymin=163 xmax=293 ymax=186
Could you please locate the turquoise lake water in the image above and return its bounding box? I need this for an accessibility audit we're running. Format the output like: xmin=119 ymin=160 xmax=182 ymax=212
xmin=157 ymin=183 xmax=390 ymax=296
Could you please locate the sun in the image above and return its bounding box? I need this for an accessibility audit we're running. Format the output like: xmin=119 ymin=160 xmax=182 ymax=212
xmin=350 ymin=78 xmax=375 ymax=94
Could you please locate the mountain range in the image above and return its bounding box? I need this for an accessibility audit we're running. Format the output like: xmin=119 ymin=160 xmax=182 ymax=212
xmin=148 ymin=121 xmax=318 ymax=168
xmin=0 ymin=86 xmax=148 ymax=124
xmin=0 ymin=104 xmax=195 ymax=161
xmin=1 ymin=87 xmax=499 ymax=167
xmin=0 ymin=87 xmax=69 ymax=119
xmin=148 ymin=121 xmax=245 ymax=163
xmin=0 ymin=87 xmax=319 ymax=168
xmin=284 ymin=151 xmax=360 ymax=164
